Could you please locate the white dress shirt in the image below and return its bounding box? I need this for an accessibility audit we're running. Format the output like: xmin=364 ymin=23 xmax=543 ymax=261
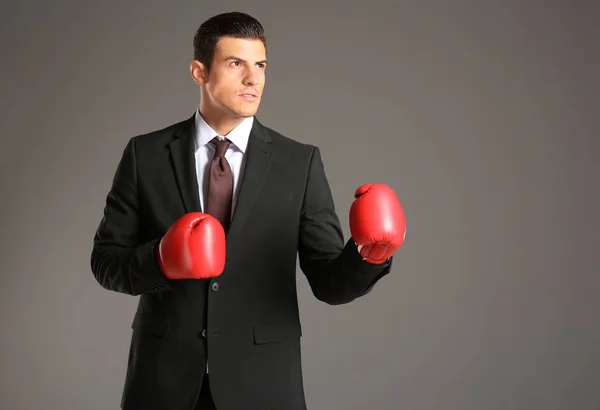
xmin=193 ymin=110 xmax=254 ymax=216
xmin=193 ymin=110 xmax=253 ymax=374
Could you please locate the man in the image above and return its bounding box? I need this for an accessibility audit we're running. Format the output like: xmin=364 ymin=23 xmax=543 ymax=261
xmin=90 ymin=11 xmax=406 ymax=410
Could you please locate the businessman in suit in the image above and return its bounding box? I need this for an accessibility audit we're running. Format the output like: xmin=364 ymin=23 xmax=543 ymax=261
xmin=91 ymin=11 xmax=406 ymax=410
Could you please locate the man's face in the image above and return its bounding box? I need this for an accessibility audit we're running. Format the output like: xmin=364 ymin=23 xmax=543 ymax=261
xmin=195 ymin=36 xmax=267 ymax=119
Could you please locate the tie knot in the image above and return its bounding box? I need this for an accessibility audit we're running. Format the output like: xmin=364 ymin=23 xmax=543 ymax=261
xmin=210 ymin=137 xmax=231 ymax=158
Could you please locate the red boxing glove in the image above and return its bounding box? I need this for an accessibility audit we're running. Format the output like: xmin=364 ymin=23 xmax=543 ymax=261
xmin=157 ymin=212 xmax=226 ymax=279
xmin=349 ymin=183 xmax=406 ymax=264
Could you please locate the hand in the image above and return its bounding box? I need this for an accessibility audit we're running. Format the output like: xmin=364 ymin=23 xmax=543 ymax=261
xmin=349 ymin=183 xmax=406 ymax=264
xmin=157 ymin=212 xmax=226 ymax=279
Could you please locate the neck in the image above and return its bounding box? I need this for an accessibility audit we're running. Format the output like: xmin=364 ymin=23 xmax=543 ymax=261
xmin=198 ymin=104 xmax=245 ymax=136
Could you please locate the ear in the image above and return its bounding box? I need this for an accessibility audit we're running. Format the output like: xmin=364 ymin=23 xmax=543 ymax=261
xmin=190 ymin=60 xmax=208 ymax=86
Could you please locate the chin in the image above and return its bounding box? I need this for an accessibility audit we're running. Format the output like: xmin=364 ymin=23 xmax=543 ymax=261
xmin=232 ymin=107 xmax=259 ymax=118
xmin=232 ymin=99 xmax=261 ymax=116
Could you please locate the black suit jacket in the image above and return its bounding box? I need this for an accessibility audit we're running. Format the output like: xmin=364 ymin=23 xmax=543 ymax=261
xmin=90 ymin=113 xmax=393 ymax=410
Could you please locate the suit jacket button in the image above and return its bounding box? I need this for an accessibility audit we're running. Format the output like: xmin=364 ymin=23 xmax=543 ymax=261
xmin=211 ymin=282 xmax=219 ymax=291
xmin=201 ymin=329 xmax=207 ymax=338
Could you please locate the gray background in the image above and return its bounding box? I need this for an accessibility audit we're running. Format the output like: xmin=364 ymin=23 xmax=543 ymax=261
xmin=1 ymin=1 xmax=599 ymax=409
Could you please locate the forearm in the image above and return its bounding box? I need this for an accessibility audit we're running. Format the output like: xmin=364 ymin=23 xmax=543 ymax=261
xmin=302 ymin=239 xmax=392 ymax=305
xmin=91 ymin=238 xmax=171 ymax=296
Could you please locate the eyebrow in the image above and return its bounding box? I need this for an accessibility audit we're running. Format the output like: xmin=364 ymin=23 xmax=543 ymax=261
xmin=224 ymin=55 xmax=267 ymax=64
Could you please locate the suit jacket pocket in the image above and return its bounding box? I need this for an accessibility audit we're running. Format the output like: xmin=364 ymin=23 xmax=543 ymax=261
xmin=131 ymin=311 xmax=170 ymax=339
xmin=253 ymin=322 xmax=302 ymax=345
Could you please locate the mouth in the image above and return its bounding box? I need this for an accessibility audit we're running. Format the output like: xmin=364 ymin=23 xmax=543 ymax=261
xmin=239 ymin=93 xmax=259 ymax=101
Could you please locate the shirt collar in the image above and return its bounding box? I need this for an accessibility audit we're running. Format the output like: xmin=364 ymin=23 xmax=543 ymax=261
xmin=194 ymin=109 xmax=253 ymax=153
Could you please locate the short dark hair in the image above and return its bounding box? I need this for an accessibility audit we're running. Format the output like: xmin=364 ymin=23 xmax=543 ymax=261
xmin=193 ymin=12 xmax=266 ymax=72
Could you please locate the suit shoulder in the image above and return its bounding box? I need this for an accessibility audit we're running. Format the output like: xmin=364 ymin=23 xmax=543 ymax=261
xmin=128 ymin=116 xmax=193 ymax=147
xmin=261 ymin=123 xmax=318 ymax=155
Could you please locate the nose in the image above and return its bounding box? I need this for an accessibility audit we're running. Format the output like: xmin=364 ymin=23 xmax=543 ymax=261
xmin=244 ymin=68 xmax=260 ymax=86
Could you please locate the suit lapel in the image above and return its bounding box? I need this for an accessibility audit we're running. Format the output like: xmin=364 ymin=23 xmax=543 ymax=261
xmin=168 ymin=114 xmax=202 ymax=214
xmin=226 ymin=118 xmax=276 ymax=250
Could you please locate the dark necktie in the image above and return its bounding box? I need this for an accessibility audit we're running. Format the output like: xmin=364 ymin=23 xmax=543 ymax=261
xmin=205 ymin=137 xmax=233 ymax=233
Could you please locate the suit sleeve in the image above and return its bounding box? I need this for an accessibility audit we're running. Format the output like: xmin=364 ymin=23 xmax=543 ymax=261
xmin=90 ymin=137 xmax=171 ymax=296
xmin=298 ymin=146 xmax=393 ymax=305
